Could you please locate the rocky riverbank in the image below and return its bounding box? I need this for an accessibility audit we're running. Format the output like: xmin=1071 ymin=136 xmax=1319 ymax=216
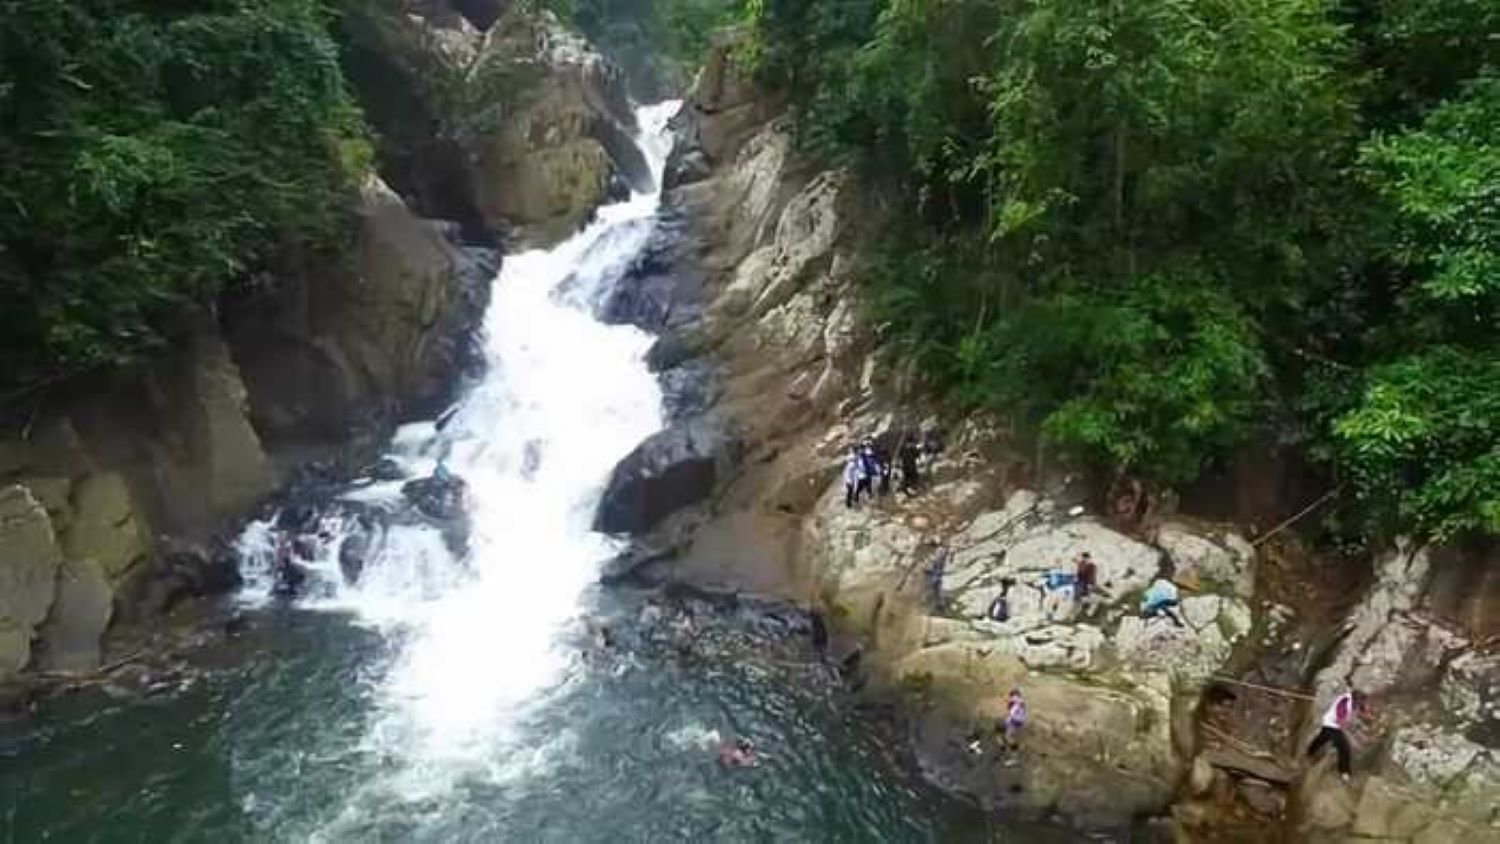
xmin=596 ymin=39 xmax=1500 ymax=842
xmin=0 ymin=0 xmax=649 ymax=696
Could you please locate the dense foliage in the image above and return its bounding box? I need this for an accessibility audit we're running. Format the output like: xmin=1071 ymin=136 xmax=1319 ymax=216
xmin=743 ymin=0 xmax=1499 ymax=540
xmin=0 ymin=0 xmax=370 ymax=388
xmin=570 ymin=0 xmax=742 ymax=96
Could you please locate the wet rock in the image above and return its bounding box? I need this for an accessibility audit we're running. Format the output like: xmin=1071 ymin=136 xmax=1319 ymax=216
xmin=127 ymin=539 xmax=245 ymax=618
xmin=0 ymin=486 xmax=64 ymax=680
xmin=401 ymin=474 xmax=469 ymax=523
xmin=272 ymin=558 xmax=310 ymax=599
xmin=60 ymin=473 xmax=147 ymax=581
xmin=594 ymin=418 xmax=741 ymax=535
xmin=401 ymin=473 xmax=472 ymax=553
xmin=0 ymin=682 xmax=32 ymax=721
xmin=645 ymin=330 xmax=708 ymax=372
xmin=338 ymin=520 xmax=378 ymax=585
xmin=664 ymin=148 xmax=711 ymax=189
xmin=36 ymin=558 xmax=114 ymax=673
xmin=657 ymin=360 xmax=718 ymax=422
xmin=599 ymin=543 xmax=679 ymax=586
xmin=364 ymin=458 xmax=407 ymax=482
xmin=276 ymin=503 xmax=320 ymax=533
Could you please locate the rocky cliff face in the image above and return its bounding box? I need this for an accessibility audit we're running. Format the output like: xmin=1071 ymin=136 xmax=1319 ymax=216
xmin=224 ymin=175 xmax=495 ymax=446
xmin=468 ymin=10 xmax=651 ymax=245
xmin=600 ymin=42 xmax=1500 ymax=840
xmin=0 ymin=320 xmax=274 ymax=681
xmin=340 ymin=0 xmax=649 ymax=248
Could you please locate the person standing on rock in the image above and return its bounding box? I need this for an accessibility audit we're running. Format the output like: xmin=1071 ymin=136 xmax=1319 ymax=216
xmin=843 ymin=448 xmax=863 ymax=508
xmin=986 ymin=578 xmax=1015 ymax=622
xmin=1000 ymin=687 xmax=1027 ymax=759
xmin=857 ymin=439 xmax=880 ymax=502
xmin=899 ymin=437 xmax=922 ymax=496
xmin=1073 ymin=552 xmax=1099 ymax=615
xmin=1307 ymin=689 xmax=1366 ymax=782
xmin=924 ymin=546 xmax=950 ymax=611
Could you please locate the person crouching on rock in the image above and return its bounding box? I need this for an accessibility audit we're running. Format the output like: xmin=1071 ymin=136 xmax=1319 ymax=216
xmin=1307 ymin=689 xmax=1367 ymax=783
xmin=1140 ymin=575 xmax=1184 ymax=628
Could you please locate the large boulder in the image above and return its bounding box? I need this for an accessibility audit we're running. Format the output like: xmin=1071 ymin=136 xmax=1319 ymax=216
xmin=1155 ymin=518 xmax=1256 ymax=598
xmin=36 ymin=319 xmax=277 ymax=543
xmin=401 ymin=473 xmax=472 ymax=553
xmin=669 ymin=32 xmax=777 ymax=169
xmin=226 ymin=176 xmax=495 ymax=443
xmin=36 ymin=558 xmax=113 ymax=673
xmin=893 ymin=641 xmax=1180 ymax=824
xmin=1112 ymin=595 xmax=1252 ymax=684
xmin=468 ymin=11 xmax=648 ymax=245
xmin=59 ymin=473 xmax=146 ymax=580
xmin=118 ymin=538 xmax=244 ymax=621
xmin=0 ymin=486 xmax=63 ymax=680
xmin=594 ymin=419 xmax=740 ymax=535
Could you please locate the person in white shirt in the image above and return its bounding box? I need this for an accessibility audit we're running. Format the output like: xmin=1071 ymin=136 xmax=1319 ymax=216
xmin=1307 ymin=689 xmax=1367 ymax=781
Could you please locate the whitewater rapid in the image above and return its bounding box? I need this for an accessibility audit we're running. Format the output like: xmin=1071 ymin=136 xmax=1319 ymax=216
xmin=235 ymin=103 xmax=678 ymax=818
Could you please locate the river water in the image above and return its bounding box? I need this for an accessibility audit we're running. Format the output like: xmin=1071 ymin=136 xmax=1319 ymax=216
xmin=0 ymin=104 xmax=1063 ymax=842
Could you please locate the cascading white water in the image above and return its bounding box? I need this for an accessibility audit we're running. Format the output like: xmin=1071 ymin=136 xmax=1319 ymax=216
xmin=235 ymin=102 xmax=679 ymax=815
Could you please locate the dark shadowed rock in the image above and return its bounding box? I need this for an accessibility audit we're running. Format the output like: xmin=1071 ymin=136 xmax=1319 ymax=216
xmin=272 ymin=558 xmax=310 ymax=599
xmin=364 ymin=458 xmax=407 ymax=483
xmin=658 ymin=360 xmax=718 ymax=421
xmin=599 ymin=207 xmax=706 ymax=334
xmin=401 ymin=473 xmax=472 ymax=554
xmin=663 ymin=148 xmax=711 ymax=190
xmin=594 ymin=418 xmax=740 ymax=535
xmin=402 ymin=474 xmax=468 ymax=522
xmin=599 ymin=543 xmax=680 ymax=586
xmin=339 ymin=525 xmax=373 ymax=585
xmin=450 ymin=0 xmax=505 ymax=30
xmin=125 ymin=539 xmax=245 ymax=619
xmin=646 ymin=330 xmax=708 ymax=372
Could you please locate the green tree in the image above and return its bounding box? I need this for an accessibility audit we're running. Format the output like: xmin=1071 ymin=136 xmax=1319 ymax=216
xmin=1335 ymin=76 xmax=1500 ymax=539
xmin=0 ymin=0 xmax=370 ymax=387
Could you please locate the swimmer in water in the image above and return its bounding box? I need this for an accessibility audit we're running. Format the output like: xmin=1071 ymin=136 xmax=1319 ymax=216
xmin=717 ymin=737 xmax=757 ymax=768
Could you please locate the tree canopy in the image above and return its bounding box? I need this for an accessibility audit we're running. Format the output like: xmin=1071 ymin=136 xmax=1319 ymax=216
xmin=742 ymin=0 xmax=1500 ymax=542
xmin=0 ymin=0 xmax=370 ymax=388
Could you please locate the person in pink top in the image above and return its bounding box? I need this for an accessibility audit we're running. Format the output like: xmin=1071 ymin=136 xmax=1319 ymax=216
xmin=1306 ymin=689 xmax=1367 ymax=781
xmin=1002 ymin=688 xmax=1027 ymax=752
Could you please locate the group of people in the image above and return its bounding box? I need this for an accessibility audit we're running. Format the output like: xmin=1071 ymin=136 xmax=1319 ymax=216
xmin=842 ymin=429 xmax=942 ymax=508
xmin=1033 ymin=551 xmax=1104 ymax=619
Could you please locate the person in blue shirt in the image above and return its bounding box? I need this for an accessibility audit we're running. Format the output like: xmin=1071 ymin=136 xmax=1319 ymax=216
xmin=1140 ymin=576 xmax=1184 ymax=627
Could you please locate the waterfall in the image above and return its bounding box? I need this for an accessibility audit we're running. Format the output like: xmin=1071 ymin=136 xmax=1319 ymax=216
xmin=233 ymin=102 xmax=680 ymax=812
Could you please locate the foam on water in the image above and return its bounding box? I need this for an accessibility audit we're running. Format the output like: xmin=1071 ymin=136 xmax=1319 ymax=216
xmin=234 ymin=102 xmax=680 ymax=814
